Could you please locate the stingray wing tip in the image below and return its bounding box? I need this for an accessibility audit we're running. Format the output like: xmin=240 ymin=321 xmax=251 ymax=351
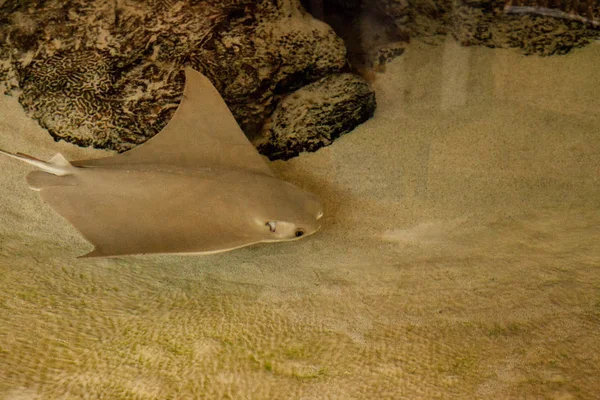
xmin=78 ymin=248 xmax=105 ymax=259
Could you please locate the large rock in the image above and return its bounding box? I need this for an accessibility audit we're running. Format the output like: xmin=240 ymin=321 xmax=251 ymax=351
xmin=302 ymin=0 xmax=600 ymax=65
xmin=257 ymin=72 xmax=376 ymax=160
xmin=301 ymin=0 xmax=414 ymax=70
xmin=450 ymin=0 xmax=600 ymax=56
xmin=0 ymin=0 xmax=352 ymax=154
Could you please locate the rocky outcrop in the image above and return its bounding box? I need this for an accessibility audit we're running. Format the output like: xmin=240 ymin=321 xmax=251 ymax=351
xmin=451 ymin=0 xmax=600 ymax=56
xmin=302 ymin=0 xmax=600 ymax=66
xmin=257 ymin=72 xmax=376 ymax=160
xmin=0 ymin=0 xmax=366 ymax=156
xmin=301 ymin=0 xmax=414 ymax=70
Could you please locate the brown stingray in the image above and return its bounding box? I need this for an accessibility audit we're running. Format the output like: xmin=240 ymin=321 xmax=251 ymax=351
xmin=0 ymin=68 xmax=323 ymax=258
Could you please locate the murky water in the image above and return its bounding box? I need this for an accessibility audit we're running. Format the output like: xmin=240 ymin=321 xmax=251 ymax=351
xmin=1 ymin=39 xmax=599 ymax=398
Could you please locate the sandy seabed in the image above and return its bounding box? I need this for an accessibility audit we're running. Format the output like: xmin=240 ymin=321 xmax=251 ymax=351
xmin=0 ymin=39 xmax=599 ymax=399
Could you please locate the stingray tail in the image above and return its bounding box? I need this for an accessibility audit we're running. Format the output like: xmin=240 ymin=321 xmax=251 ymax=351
xmin=0 ymin=149 xmax=74 ymax=176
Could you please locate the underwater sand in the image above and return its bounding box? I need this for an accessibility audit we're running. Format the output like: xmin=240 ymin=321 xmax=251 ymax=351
xmin=0 ymin=39 xmax=599 ymax=399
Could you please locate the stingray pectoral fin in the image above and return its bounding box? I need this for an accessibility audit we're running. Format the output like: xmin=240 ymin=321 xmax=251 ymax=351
xmin=72 ymin=68 xmax=274 ymax=177
xmin=26 ymin=171 xmax=78 ymax=191
xmin=78 ymin=247 xmax=108 ymax=259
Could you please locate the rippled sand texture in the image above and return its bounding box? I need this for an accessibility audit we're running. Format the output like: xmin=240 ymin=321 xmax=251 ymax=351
xmin=1 ymin=39 xmax=599 ymax=399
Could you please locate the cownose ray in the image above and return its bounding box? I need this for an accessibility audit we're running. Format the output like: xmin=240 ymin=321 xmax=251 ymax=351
xmin=0 ymin=67 xmax=324 ymax=258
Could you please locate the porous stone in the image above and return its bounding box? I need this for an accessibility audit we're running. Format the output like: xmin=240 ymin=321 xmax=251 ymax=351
xmin=450 ymin=0 xmax=600 ymax=56
xmin=0 ymin=0 xmax=348 ymax=153
xmin=302 ymin=0 xmax=600 ymax=64
xmin=257 ymin=73 xmax=376 ymax=160
xmin=301 ymin=0 xmax=413 ymax=70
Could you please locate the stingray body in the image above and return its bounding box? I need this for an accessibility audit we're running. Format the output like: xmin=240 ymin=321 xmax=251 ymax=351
xmin=0 ymin=68 xmax=323 ymax=258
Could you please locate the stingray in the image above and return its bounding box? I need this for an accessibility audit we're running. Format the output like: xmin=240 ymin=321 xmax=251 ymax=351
xmin=0 ymin=68 xmax=324 ymax=258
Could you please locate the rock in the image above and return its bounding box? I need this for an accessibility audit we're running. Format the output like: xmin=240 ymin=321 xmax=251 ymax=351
xmin=450 ymin=0 xmax=600 ymax=56
xmin=302 ymin=0 xmax=600 ymax=62
xmin=0 ymin=0 xmax=348 ymax=153
xmin=256 ymin=73 xmax=376 ymax=160
xmin=301 ymin=0 xmax=412 ymax=70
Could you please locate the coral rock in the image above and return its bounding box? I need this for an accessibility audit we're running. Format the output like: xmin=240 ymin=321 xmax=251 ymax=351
xmin=257 ymin=73 xmax=376 ymax=160
xmin=0 ymin=0 xmax=349 ymax=155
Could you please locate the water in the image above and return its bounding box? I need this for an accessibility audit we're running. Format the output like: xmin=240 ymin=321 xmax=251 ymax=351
xmin=1 ymin=22 xmax=599 ymax=400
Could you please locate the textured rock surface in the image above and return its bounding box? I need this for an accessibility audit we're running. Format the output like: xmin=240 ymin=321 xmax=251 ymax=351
xmin=451 ymin=0 xmax=600 ymax=55
xmin=257 ymin=73 xmax=376 ymax=160
xmin=301 ymin=0 xmax=414 ymax=70
xmin=0 ymin=0 xmax=348 ymax=153
xmin=302 ymin=0 xmax=600 ymax=63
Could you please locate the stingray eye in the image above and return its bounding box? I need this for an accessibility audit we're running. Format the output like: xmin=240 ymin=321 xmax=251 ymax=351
xmin=295 ymin=229 xmax=304 ymax=238
xmin=266 ymin=221 xmax=276 ymax=233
